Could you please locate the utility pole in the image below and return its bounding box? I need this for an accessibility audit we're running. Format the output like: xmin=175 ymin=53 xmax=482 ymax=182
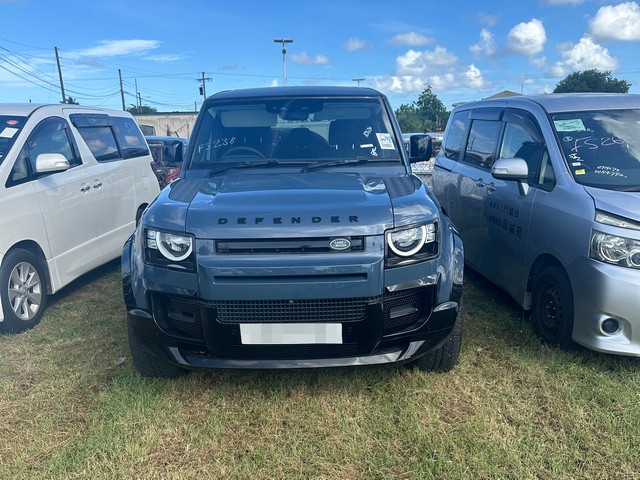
xmin=352 ymin=78 xmax=365 ymax=87
xmin=197 ymin=72 xmax=211 ymax=98
xmin=274 ymin=38 xmax=293 ymax=86
xmin=54 ymin=47 xmax=66 ymax=103
xmin=118 ymin=69 xmax=126 ymax=111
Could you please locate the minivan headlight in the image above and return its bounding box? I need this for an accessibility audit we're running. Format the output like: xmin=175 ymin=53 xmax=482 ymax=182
xmin=590 ymin=231 xmax=640 ymax=269
xmin=386 ymin=223 xmax=438 ymax=267
xmin=145 ymin=228 xmax=195 ymax=269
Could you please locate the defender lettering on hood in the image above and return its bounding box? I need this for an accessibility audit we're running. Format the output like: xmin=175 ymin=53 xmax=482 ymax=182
xmin=217 ymin=215 xmax=359 ymax=225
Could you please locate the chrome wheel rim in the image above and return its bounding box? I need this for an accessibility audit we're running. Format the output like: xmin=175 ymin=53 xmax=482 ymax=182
xmin=8 ymin=261 xmax=42 ymax=321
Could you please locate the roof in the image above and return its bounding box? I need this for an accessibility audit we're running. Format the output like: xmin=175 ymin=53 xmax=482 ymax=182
xmin=208 ymin=86 xmax=384 ymax=101
xmin=145 ymin=135 xmax=188 ymax=143
xmin=454 ymin=93 xmax=640 ymax=113
xmin=0 ymin=103 xmax=132 ymax=117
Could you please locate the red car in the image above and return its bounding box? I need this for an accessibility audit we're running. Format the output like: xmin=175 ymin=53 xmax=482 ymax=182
xmin=146 ymin=136 xmax=188 ymax=187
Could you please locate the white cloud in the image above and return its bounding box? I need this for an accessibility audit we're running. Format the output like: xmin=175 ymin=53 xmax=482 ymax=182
xmin=507 ymin=19 xmax=546 ymax=55
xmin=343 ymin=37 xmax=371 ymax=52
xmin=464 ymin=64 xmax=486 ymax=89
xmin=396 ymin=47 xmax=458 ymax=75
xmin=290 ymin=51 xmax=330 ymax=65
xmin=589 ymin=2 xmax=640 ymax=41
xmin=371 ymin=45 xmax=489 ymax=95
xmin=470 ymin=28 xmax=498 ymax=58
xmin=550 ymin=36 xmax=618 ymax=77
xmin=71 ymin=40 xmax=161 ymax=58
xmin=387 ymin=32 xmax=433 ymax=46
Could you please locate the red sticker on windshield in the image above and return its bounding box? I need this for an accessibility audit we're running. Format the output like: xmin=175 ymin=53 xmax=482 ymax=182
xmin=6 ymin=120 xmax=19 ymax=126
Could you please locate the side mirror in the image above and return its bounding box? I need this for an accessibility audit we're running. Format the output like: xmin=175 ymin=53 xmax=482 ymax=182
xmin=491 ymin=157 xmax=530 ymax=195
xmin=35 ymin=153 xmax=70 ymax=174
xmin=408 ymin=134 xmax=433 ymax=163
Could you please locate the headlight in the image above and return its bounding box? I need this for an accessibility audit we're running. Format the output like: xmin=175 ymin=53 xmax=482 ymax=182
xmin=386 ymin=223 xmax=438 ymax=267
xmin=595 ymin=211 xmax=640 ymax=231
xmin=591 ymin=231 xmax=640 ymax=269
xmin=145 ymin=228 xmax=195 ymax=269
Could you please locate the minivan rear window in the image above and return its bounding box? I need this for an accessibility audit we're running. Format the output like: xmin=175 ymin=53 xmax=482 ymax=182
xmin=552 ymin=109 xmax=640 ymax=191
xmin=443 ymin=110 xmax=470 ymax=161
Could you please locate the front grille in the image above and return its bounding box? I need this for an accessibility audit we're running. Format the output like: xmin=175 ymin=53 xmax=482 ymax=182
xmin=154 ymin=286 xmax=433 ymax=344
xmin=215 ymin=297 xmax=375 ymax=324
xmin=216 ymin=236 xmax=364 ymax=254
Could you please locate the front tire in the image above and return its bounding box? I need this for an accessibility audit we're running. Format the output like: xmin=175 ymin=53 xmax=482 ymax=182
xmin=0 ymin=249 xmax=47 ymax=333
xmin=128 ymin=319 xmax=187 ymax=378
xmin=406 ymin=312 xmax=463 ymax=372
xmin=531 ymin=265 xmax=575 ymax=348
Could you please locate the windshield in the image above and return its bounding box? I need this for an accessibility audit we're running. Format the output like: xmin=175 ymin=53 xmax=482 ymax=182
xmin=552 ymin=109 xmax=640 ymax=190
xmin=0 ymin=116 xmax=27 ymax=167
xmin=188 ymin=96 xmax=401 ymax=171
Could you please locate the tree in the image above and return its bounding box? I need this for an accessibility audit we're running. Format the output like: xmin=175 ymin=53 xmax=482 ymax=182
xmin=127 ymin=105 xmax=158 ymax=115
xmin=395 ymin=86 xmax=449 ymax=133
xmin=554 ymin=69 xmax=630 ymax=93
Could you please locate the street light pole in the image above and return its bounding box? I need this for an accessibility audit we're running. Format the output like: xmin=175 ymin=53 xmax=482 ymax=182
xmin=352 ymin=78 xmax=365 ymax=87
xmin=274 ymin=38 xmax=293 ymax=86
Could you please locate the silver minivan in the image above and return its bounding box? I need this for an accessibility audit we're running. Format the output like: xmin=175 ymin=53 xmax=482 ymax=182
xmin=432 ymin=93 xmax=640 ymax=356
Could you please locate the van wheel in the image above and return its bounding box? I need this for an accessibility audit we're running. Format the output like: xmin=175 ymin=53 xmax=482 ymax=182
xmin=532 ymin=266 xmax=575 ymax=348
xmin=405 ymin=313 xmax=463 ymax=372
xmin=0 ymin=249 xmax=47 ymax=333
xmin=128 ymin=319 xmax=187 ymax=378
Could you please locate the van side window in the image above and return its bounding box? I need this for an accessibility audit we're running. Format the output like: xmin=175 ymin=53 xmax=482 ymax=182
xmin=7 ymin=117 xmax=78 ymax=187
xmin=76 ymin=125 xmax=120 ymax=161
xmin=443 ymin=110 xmax=470 ymax=160
xmin=499 ymin=110 xmax=555 ymax=189
xmin=463 ymin=119 xmax=501 ymax=169
xmin=112 ymin=117 xmax=150 ymax=159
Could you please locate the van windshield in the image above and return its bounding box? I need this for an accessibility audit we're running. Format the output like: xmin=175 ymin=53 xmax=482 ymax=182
xmin=552 ymin=109 xmax=640 ymax=191
xmin=188 ymin=96 xmax=401 ymax=171
xmin=0 ymin=116 xmax=27 ymax=167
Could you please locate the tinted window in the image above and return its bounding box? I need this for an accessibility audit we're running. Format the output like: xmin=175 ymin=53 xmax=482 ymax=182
xmin=7 ymin=117 xmax=78 ymax=187
xmin=189 ymin=96 xmax=400 ymax=169
xmin=76 ymin=125 xmax=120 ymax=161
xmin=463 ymin=119 xmax=501 ymax=169
xmin=112 ymin=117 xmax=149 ymax=159
xmin=443 ymin=110 xmax=470 ymax=160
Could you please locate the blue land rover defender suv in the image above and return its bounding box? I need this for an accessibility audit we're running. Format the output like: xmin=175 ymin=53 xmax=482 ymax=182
xmin=122 ymin=86 xmax=464 ymax=377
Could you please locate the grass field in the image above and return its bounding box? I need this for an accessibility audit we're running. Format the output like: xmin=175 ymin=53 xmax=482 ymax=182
xmin=1 ymin=260 xmax=639 ymax=479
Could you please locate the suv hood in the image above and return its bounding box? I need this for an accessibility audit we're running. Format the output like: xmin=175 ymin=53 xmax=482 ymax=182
xmin=149 ymin=173 xmax=438 ymax=237
xmin=584 ymin=186 xmax=640 ymax=221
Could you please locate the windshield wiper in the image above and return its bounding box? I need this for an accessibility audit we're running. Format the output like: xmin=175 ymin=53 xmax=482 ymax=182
xmin=208 ymin=160 xmax=315 ymax=176
xmin=303 ymin=157 xmax=372 ymax=172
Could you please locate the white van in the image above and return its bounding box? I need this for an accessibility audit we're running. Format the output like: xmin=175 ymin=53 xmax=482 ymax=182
xmin=0 ymin=104 xmax=160 ymax=332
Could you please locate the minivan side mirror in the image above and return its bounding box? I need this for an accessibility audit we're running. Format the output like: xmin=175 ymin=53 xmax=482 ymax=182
xmin=408 ymin=134 xmax=433 ymax=163
xmin=35 ymin=153 xmax=70 ymax=174
xmin=491 ymin=157 xmax=530 ymax=195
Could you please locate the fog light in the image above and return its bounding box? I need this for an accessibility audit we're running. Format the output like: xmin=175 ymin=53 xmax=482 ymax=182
xmin=600 ymin=318 xmax=621 ymax=335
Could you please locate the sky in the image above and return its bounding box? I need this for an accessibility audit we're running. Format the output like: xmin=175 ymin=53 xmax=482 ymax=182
xmin=2 ymin=0 xmax=640 ymax=112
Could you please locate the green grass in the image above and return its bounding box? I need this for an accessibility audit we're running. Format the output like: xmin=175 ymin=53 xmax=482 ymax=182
xmin=1 ymin=262 xmax=639 ymax=479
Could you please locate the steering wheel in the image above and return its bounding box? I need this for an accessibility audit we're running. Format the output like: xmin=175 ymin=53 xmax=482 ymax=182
xmin=221 ymin=146 xmax=266 ymax=159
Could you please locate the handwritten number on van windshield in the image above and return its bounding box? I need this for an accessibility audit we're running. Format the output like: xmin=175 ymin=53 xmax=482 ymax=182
xmin=571 ymin=136 xmax=626 ymax=152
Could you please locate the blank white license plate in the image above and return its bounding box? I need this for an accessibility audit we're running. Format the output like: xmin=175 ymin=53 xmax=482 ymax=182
xmin=239 ymin=323 xmax=343 ymax=345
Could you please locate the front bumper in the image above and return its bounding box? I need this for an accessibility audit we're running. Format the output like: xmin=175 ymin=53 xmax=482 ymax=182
xmin=570 ymin=257 xmax=640 ymax=356
xmin=122 ymin=221 xmax=463 ymax=370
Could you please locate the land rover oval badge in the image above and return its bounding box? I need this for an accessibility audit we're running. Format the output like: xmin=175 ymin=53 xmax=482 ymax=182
xmin=329 ymin=238 xmax=351 ymax=251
